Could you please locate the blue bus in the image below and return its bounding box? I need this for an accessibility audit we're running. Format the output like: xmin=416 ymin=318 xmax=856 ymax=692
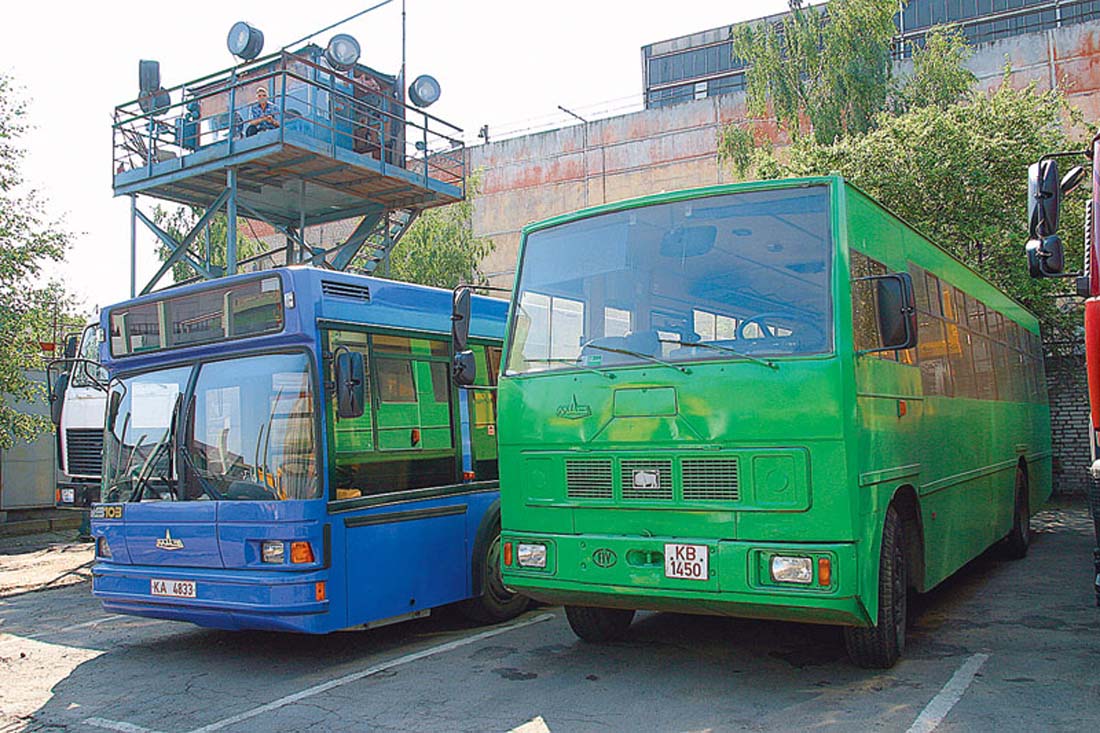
xmin=90 ymin=266 xmax=528 ymax=633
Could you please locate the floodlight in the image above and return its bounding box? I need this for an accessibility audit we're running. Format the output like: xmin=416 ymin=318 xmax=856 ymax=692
xmin=227 ymin=21 xmax=264 ymax=61
xmin=139 ymin=60 xmax=160 ymax=94
xmin=408 ymin=74 xmax=441 ymax=108
xmin=325 ymin=34 xmax=361 ymax=71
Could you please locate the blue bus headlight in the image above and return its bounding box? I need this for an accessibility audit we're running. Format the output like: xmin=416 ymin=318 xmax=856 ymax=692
xmin=516 ymin=543 xmax=547 ymax=569
xmin=96 ymin=536 xmax=112 ymax=559
xmin=262 ymin=541 xmax=285 ymax=563
xmin=770 ymin=556 xmax=812 ymax=584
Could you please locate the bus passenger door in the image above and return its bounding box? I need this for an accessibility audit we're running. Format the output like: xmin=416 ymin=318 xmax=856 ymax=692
xmin=326 ymin=331 xmax=467 ymax=624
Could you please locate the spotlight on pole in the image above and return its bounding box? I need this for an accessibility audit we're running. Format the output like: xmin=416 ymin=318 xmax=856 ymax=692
xmin=324 ymin=34 xmax=361 ymax=71
xmin=408 ymin=74 xmax=441 ymax=108
xmin=227 ymin=21 xmax=265 ymax=61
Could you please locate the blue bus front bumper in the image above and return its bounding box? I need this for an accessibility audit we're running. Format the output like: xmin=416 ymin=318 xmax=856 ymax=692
xmin=92 ymin=562 xmax=333 ymax=633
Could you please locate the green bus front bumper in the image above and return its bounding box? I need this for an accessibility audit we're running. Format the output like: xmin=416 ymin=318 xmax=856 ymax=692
xmin=502 ymin=532 xmax=870 ymax=627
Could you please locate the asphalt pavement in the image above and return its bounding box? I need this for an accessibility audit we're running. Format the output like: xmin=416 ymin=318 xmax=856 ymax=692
xmin=1 ymin=500 xmax=1097 ymax=733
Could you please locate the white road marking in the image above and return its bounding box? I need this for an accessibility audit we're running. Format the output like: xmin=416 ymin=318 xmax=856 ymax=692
xmin=0 ymin=614 xmax=131 ymax=644
xmin=509 ymin=715 xmax=552 ymax=733
xmin=85 ymin=717 xmax=167 ymax=733
xmin=906 ymin=653 xmax=990 ymax=733
xmin=186 ymin=612 xmax=556 ymax=733
xmin=25 ymin=614 xmax=129 ymax=640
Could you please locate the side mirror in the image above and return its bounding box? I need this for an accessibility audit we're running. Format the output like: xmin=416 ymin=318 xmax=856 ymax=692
xmin=453 ymin=350 xmax=476 ymax=388
xmin=334 ymin=350 xmax=365 ymax=419
xmin=1028 ymin=159 xmax=1062 ymax=238
xmin=50 ymin=372 xmax=69 ymax=426
xmin=875 ymin=273 xmax=918 ymax=351
xmin=452 ymin=287 xmax=472 ymax=354
xmin=1026 ymin=235 xmax=1066 ymax=277
xmin=63 ymin=334 xmax=80 ymax=359
xmin=1062 ymin=165 xmax=1087 ymax=196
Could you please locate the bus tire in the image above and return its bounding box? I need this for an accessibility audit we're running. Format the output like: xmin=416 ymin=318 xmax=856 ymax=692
xmin=844 ymin=506 xmax=906 ymax=669
xmin=1002 ymin=467 xmax=1031 ymax=560
xmin=564 ymin=605 xmax=635 ymax=642
xmin=459 ymin=522 xmax=530 ymax=624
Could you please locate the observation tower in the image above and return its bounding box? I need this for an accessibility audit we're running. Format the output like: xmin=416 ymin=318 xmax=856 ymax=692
xmin=113 ymin=7 xmax=461 ymax=296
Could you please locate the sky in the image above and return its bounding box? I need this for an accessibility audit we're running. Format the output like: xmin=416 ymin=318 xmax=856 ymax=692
xmin=2 ymin=0 xmax=793 ymax=316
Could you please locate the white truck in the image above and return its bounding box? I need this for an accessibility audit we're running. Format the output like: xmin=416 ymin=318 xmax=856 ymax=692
xmin=49 ymin=323 xmax=108 ymax=510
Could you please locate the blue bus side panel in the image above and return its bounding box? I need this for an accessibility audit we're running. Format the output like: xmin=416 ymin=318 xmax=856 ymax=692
xmin=344 ymin=511 xmax=468 ymax=621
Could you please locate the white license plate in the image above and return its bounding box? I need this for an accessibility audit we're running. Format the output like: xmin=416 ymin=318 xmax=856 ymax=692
xmin=151 ymin=578 xmax=196 ymax=598
xmin=61 ymin=488 xmax=75 ymax=504
xmin=664 ymin=543 xmax=708 ymax=580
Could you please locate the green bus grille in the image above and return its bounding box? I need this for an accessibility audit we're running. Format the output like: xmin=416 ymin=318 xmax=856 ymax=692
xmin=621 ymin=460 xmax=673 ymax=500
xmin=565 ymin=459 xmax=613 ymax=499
xmin=561 ymin=456 xmax=743 ymax=504
xmin=681 ymin=458 xmax=740 ymax=501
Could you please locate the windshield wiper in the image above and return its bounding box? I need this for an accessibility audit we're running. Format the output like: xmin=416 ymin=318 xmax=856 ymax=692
xmin=523 ymin=358 xmax=615 ymax=380
xmin=579 ymin=343 xmax=691 ymax=374
xmin=659 ymin=338 xmax=779 ymax=371
xmin=129 ymin=395 xmax=182 ymax=502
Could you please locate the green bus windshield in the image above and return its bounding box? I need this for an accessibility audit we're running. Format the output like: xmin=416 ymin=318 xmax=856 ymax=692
xmin=506 ymin=186 xmax=833 ymax=375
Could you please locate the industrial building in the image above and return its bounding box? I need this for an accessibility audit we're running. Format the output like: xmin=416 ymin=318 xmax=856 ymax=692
xmin=644 ymin=0 xmax=1100 ymax=108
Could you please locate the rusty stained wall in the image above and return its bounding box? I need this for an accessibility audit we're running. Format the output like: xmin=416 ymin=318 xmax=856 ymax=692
xmin=471 ymin=20 xmax=1100 ymax=289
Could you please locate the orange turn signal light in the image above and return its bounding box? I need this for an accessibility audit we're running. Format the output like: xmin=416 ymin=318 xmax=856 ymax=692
xmin=818 ymin=557 xmax=831 ymax=587
xmin=463 ymin=470 xmax=476 ymax=481
xmin=315 ymin=581 xmax=326 ymax=601
xmin=291 ymin=541 xmax=315 ymax=564
xmin=897 ymin=399 xmax=908 ymax=418
xmin=503 ymin=541 xmax=513 ymax=567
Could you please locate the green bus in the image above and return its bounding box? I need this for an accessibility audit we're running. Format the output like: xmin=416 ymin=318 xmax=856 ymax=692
xmin=472 ymin=176 xmax=1050 ymax=668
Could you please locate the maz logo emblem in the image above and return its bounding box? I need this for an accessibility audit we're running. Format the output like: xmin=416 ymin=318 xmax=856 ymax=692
xmin=156 ymin=530 xmax=184 ymax=551
xmin=592 ymin=548 xmax=617 ymax=568
xmin=557 ymin=394 xmax=592 ymax=420
xmin=632 ymin=469 xmax=660 ymax=490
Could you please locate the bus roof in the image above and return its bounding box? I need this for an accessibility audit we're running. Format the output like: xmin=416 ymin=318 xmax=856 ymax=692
xmin=101 ymin=267 xmax=508 ymax=366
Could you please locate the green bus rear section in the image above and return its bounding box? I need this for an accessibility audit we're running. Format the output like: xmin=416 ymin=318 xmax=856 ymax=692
xmin=499 ymin=177 xmax=1051 ymax=628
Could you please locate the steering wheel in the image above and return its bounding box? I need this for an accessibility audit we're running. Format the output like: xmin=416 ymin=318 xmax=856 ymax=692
xmin=737 ymin=314 xmax=785 ymax=343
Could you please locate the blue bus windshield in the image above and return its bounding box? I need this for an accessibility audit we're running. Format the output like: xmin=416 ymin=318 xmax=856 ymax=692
xmin=103 ymin=353 xmax=319 ymax=502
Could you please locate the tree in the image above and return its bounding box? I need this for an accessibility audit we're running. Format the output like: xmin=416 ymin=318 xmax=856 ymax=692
xmin=731 ymin=0 xmax=898 ymax=146
xmin=891 ymin=25 xmax=977 ymax=113
xmin=152 ymin=205 xmax=267 ymax=284
xmin=375 ymin=173 xmax=495 ymax=288
xmin=0 ymin=74 xmax=81 ymax=448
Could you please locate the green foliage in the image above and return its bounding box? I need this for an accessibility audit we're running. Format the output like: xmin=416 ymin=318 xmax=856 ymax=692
xmin=893 ymin=26 xmax=977 ymax=112
xmin=0 ymin=74 xmax=81 ymax=448
xmin=732 ymin=0 xmax=897 ymax=145
xmin=152 ymin=205 xmax=267 ymax=284
xmin=376 ymin=174 xmax=495 ymax=289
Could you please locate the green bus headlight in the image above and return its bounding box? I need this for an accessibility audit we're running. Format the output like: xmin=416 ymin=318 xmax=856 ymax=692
xmin=516 ymin=543 xmax=547 ymax=568
xmin=771 ymin=556 xmax=812 ymax=584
